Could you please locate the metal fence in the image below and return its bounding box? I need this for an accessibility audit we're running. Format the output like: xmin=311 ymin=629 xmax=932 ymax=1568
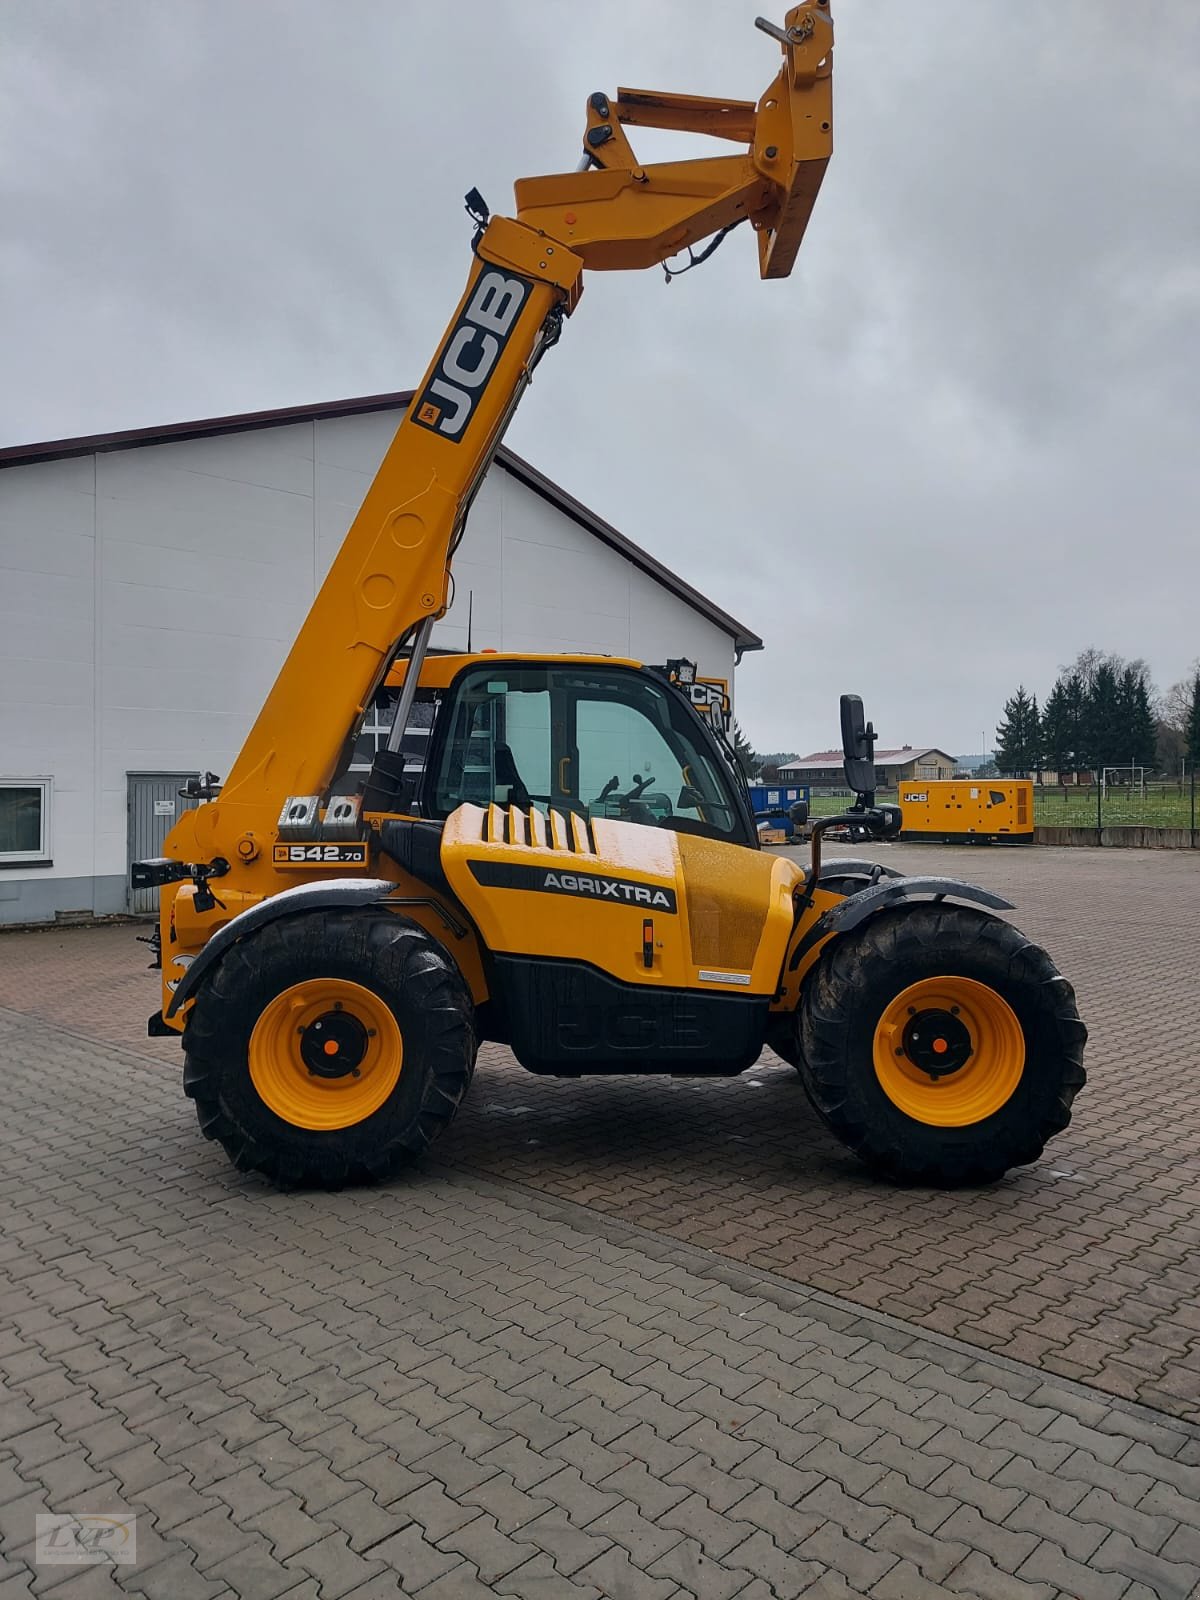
xmin=1028 ymin=776 xmax=1194 ymax=833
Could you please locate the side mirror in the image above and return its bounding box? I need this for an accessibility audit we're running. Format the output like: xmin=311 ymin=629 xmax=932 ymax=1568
xmin=840 ymin=694 xmax=877 ymax=799
xmin=789 ymin=800 xmax=809 ymax=828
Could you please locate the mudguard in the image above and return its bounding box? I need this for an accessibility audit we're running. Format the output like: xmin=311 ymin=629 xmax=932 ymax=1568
xmin=822 ymin=875 xmax=1013 ymax=934
xmin=164 ymin=878 xmax=396 ymax=1017
xmin=787 ymin=875 xmax=1014 ymax=974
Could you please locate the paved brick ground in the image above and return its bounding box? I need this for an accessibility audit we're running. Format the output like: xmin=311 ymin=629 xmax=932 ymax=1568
xmin=2 ymin=1004 xmax=1200 ymax=1598
xmin=2 ymin=844 xmax=1197 ymax=1426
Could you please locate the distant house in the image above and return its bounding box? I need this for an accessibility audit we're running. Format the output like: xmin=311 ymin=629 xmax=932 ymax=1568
xmin=778 ymin=745 xmax=958 ymax=790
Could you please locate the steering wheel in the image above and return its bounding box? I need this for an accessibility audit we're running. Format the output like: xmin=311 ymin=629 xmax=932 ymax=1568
xmin=623 ymin=774 xmax=655 ymax=803
xmin=609 ymin=774 xmax=657 ymax=825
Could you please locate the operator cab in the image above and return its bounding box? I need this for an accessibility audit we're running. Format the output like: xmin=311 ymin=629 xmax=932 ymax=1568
xmin=373 ymin=654 xmax=756 ymax=846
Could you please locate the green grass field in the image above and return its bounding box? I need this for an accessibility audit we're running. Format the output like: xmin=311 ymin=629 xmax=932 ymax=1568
xmin=805 ymin=786 xmax=1197 ymax=830
xmin=1031 ymin=787 xmax=1195 ymax=829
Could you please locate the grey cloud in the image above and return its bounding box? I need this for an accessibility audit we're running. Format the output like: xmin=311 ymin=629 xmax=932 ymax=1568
xmin=2 ymin=1 xmax=1196 ymax=754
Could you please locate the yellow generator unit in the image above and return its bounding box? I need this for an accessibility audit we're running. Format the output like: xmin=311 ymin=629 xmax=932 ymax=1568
xmin=899 ymin=779 xmax=1034 ymax=844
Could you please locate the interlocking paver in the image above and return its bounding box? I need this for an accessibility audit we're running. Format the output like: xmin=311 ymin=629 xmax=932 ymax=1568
xmin=1092 ymin=1528 xmax=1200 ymax=1599
xmin=120 ymin=1550 xmax=228 ymax=1600
xmin=245 ymin=1495 xmax=336 ymax=1561
xmin=355 ymin=1521 xmax=459 ymax=1590
xmin=520 ymin=1507 xmax=613 ymax=1576
xmin=3 ymin=879 xmax=1200 ymax=1600
xmin=871 ymin=1561 xmax=964 ymax=1600
xmin=938 ymin=1503 xmax=1037 ymax=1573
xmin=573 ymin=1543 xmax=680 ymax=1600
xmin=722 ymin=1529 xmax=823 ymax=1597
xmin=1016 ymin=1537 xmax=1133 ymax=1598
xmin=860 ymin=1469 xmax=957 ymax=1535
xmin=943 ymin=1549 xmax=1056 ymax=1600
xmin=494 ymin=1551 xmax=605 ymax=1600
xmin=207 ymin=1531 xmax=297 ymax=1600
xmin=433 ymin=1510 xmax=539 ymax=1583
xmin=1004 ymin=1489 xmax=1109 ymax=1563
xmin=990 ymin=1451 xmax=1088 ymax=1515
xmin=588 ymin=1500 xmax=684 ymax=1567
xmin=794 ymin=1521 xmax=898 ymax=1589
xmin=283 ymin=1529 xmax=387 ymax=1598
xmin=650 ymin=1536 xmax=755 ymax=1600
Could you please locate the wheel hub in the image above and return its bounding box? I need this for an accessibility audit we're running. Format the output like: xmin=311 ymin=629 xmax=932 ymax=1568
xmin=299 ymin=1007 xmax=369 ymax=1079
xmin=901 ymin=1008 xmax=972 ymax=1079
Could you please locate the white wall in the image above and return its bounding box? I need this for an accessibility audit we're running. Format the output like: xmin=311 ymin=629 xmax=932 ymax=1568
xmin=0 ymin=410 xmax=737 ymax=921
xmin=0 ymin=456 xmax=97 ymax=905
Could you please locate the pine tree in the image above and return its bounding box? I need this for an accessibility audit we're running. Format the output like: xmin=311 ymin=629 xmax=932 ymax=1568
xmin=1064 ymin=672 xmax=1086 ymax=765
xmin=1188 ymin=671 xmax=1200 ymax=763
xmin=730 ymin=719 xmax=760 ymax=780
xmin=1041 ymin=677 xmax=1076 ymax=773
xmin=1122 ymin=667 xmax=1157 ymax=769
xmin=1087 ymin=661 xmax=1122 ymax=770
xmin=995 ymin=686 xmax=1039 ymax=773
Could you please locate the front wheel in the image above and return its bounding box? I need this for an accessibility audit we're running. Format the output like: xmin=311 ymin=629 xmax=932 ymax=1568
xmin=183 ymin=909 xmax=476 ymax=1187
xmin=797 ymin=904 xmax=1086 ymax=1185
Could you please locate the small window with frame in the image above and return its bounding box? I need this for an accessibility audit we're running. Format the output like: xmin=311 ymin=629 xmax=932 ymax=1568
xmin=0 ymin=778 xmax=52 ymax=864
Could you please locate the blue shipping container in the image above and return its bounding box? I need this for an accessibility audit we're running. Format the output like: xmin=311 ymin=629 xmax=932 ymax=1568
xmin=747 ymin=783 xmax=809 ymax=816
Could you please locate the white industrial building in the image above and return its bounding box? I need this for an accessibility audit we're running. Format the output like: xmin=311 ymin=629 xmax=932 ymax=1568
xmin=0 ymin=392 xmax=760 ymax=925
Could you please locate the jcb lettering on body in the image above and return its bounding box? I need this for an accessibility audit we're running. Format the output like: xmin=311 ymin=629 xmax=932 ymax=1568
xmin=554 ymin=1003 xmax=709 ymax=1053
xmin=412 ymin=271 xmax=532 ymax=441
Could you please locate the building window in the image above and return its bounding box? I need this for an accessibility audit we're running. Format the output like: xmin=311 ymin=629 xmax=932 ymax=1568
xmin=0 ymin=778 xmax=52 ymax=864
xmin=917 ymin=763 xmax=937 ymax=778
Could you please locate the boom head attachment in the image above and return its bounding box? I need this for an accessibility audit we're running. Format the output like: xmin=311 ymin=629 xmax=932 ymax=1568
xmin=513 ymin=2 xmax=832 ymax=278
xmin=748 ymin=2 xmax=836 ymax=278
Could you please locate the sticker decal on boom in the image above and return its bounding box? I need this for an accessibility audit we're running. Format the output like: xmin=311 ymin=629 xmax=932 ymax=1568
xmin=469 ymin=859 xmax=677 ymax=912
xmin=411 ymin=270 xmax=533 ymax=441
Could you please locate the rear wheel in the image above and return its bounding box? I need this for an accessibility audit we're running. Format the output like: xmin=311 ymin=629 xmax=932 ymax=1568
xmin=797 ymin=903 xmax=1086 ymax=1185
xmin=183 ymin=910 xmax=475 ymax=1186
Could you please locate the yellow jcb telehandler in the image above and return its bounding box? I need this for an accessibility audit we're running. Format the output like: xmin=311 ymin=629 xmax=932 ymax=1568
xmin=133 ymin=5 xmax=1086 ymax=1188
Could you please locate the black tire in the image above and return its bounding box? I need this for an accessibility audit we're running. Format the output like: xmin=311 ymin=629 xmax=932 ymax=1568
xmin=183 ymin=909 xmax=476 ymax=1187
xmin=796 ymin=903 xmax=1086 ymax=1185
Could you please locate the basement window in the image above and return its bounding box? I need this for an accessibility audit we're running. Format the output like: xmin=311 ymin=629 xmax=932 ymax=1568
xmin=0 ymin=778 xmax=52 ymax=864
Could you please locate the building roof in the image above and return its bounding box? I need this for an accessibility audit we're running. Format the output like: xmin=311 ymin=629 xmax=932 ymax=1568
xmin=780 ymin=746 xmax=957 ymax=773
xmin=0 ymin=392 xmax=763 ymax=654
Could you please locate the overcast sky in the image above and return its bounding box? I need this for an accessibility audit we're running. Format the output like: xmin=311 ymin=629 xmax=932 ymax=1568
xmin=3 ymin=1 xmax=1197 ymax=755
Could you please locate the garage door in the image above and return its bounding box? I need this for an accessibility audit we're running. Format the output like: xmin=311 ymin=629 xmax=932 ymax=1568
xmin=126 ymin=774 xmax=199 ymax=913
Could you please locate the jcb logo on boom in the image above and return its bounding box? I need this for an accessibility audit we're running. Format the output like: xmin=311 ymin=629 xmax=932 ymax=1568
xmin=412 ymin=271 xmax=532 ymax=441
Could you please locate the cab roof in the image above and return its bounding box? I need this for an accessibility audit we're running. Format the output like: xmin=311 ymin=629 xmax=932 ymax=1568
xmin=387 ymin=652 xmax=643 ymax=690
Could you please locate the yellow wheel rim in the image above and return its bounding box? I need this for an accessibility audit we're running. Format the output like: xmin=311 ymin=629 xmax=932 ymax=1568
xmin=872 ymin=975 xmax=1024 ymax=1127
xmin=249 ymin=978 xmax=402 ymax=1131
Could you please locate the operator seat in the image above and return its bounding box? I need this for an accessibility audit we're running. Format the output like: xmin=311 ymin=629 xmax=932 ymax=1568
xmin=494 ymin=744 xmax=531 ymax=809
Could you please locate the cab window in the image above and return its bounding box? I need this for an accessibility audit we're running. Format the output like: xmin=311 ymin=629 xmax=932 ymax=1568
xmin=428 ymin=664 xmax=746 ymax=843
